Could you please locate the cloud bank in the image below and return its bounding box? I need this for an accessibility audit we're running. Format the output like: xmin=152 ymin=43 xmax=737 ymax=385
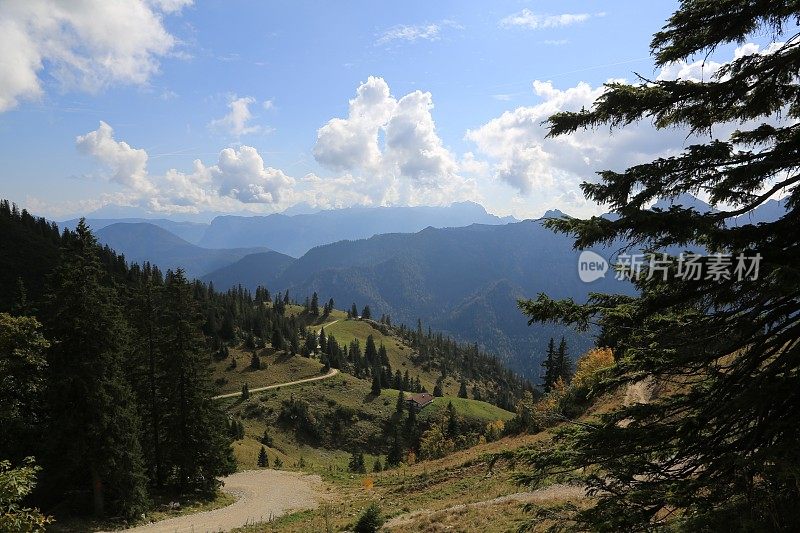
xmin=0 ymin=0 xmax=190 ymax=112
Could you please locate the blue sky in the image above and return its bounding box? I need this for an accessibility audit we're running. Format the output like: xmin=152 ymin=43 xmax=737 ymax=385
xmin=0 ymin=1 xmax=781 ymax=221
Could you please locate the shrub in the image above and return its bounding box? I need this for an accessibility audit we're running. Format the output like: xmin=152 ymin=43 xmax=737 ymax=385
xmin=354 ymin=503 xmax=383 ymax=533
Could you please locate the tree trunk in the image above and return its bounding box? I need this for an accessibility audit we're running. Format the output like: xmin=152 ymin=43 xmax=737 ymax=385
xmin=91 ymin=466 xmax=104 ymax=516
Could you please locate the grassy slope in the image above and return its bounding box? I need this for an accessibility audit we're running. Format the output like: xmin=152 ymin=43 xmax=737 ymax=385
xmin=211 ymin=305 xmax=546 ymax=531
xmin=311 ymin=317 xmax=467 ymax=397
xmin=212 ymin=345 xmax=325 ymax=395
xmin=230 ymin=389 xmax=630 ymax=533
xmin=222 ymin=372 xmax=513 ymax=472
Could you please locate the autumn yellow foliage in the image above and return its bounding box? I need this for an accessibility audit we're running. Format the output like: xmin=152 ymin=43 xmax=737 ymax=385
xmin=572 ymin=347 xmax=615 ymax=390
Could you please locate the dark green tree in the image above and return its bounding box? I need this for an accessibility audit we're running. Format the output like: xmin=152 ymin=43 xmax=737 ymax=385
xmin=458 ymin=381 xmax=468 ymax=399
xmin=554 ymin=336 xmax=573 ymax=384
xmin=354 ymin=502 xmax=383 ymax=533
xmin=541 ymin=337 xmax=557 ymax=392
xmin=310 ymin=291 xmax=320 ymax=316
xmin=0 ymin=314 xmax=49 ymax=463
xmin=371 ymin=364 xmax=382 ymax=396
xmin=518 ymin=3 xmax=800 ymax=530
xmin=361 ymin=305 xmax=372 ymax=320
xmin=250 ymin=351 xmax=261 ymax=370
xmin=159 ymin=269 xmax=235 ymax=492
xmin=45 ymin=220 xmax=148 ymax=517
xmin=348 ymin=451 xmax=366 ymax=474
xmin=364 ymin=334 xmax=378 ymax=364
xmin=257 ymin=446 xmax=268 ymax=468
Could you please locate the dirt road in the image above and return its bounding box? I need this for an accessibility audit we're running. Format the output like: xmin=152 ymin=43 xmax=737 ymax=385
xmin=383 ymin=484 xmax=588 ymax=529
xmin=213 ymin=368 xmax=339 ymax=400
xmin=110 ymin=469 xmax=323 ymax=532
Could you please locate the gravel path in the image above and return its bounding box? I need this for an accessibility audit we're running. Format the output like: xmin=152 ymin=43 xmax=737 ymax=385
xmin=383 ymin=484 xmax=588 ymax=529
xmin=110 ymin=469 xmax=323 ymax=533
xmin=213 ymin=368 xmax=339 ymax=400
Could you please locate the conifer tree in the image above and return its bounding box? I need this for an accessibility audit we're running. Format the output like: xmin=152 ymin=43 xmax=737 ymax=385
xmin=45 ymin=220 xmax=147 ymax=517
xmin=364 ymin=334 xmax=378 ymax=364
xmin=458 ymin=381 xmax=468 ymax=399
xmin=361 ymin=305 xmax=372 ymax=320
xmin=519 ymin=3 xmax=800 ymax=529
xmin=159 ymin=269 xmax=235 ymax=492
xmin=257 ymin=446 xmax=268 ymax=468
xmin=395 ymin=390 xmax=405 ymax=414
xmin=554 ymin=336 xmax=573 ymax=384
xmin=371 ymin=364 xmax=382 ymax=396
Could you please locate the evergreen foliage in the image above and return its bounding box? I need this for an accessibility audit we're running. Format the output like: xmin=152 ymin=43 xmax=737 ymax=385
xmin=518 ymin=3 xmax=800 ymax=530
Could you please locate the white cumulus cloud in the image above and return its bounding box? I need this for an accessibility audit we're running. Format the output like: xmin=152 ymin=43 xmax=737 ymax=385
xmin=76 ymin=122 xmax=155 ymax=195
xmin=76 ymin=122 xmax=295 ymax=213
xmin=209 ymin=95 xmax=266 ymax=136
xmin=465 ymin=42 xmax=789 ymax=213
xmin=0 ymin=0 xmax=189 ymax=112
xmin=313 ymin=77 xmax=471 ymax=206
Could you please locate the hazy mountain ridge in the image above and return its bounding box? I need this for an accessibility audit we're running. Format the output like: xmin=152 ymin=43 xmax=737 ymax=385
xmin=198 ymin=201 xmax=517 ymax=256
xmin=204 ymin=219 xmax=632 ymax=376
xmin=95 ymin=222 xmax=268 ymax=278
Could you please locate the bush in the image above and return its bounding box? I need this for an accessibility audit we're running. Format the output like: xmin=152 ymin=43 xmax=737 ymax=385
xmin=354 ymin=503 xmax=383 ymax=533
xmin=572 ymin=347 xmax=614 ymax=392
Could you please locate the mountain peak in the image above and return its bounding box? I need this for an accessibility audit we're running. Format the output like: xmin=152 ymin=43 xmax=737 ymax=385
xmin=651 ymin=193 xmax=714 ymax=213
xmin=541 ymin=209 xmax=568 ymax=219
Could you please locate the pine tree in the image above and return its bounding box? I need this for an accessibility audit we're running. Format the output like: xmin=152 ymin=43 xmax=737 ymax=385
xmin=364 ymin=334 xmax=378 ymax=364
xmin=518 ymin=4 xmax=800 ymax=529
xmin=458 ymin=381 xmax=468 ymax=399
xmin=350 ymin=303 xmax=358 ymax=318
xmin=242 ymin=383 xmax=250 ymax=399
xmin=310 ymin=292 xmax=320 ymax=316
xmin=159 ymin=269 xmax=235 ymax=492
xmin=361 ymin=305 xmax=372 ymax=320
xmin=554 ymin=336 xmax=573 ymax=384
xmin=386 ymin=431 xmax=403 ymax=468
xmin=257 ymin=446 xmax=268 ymax=468
xmin=45 ymin=220 xmax=148 ymax=517
xmin=541 ymin=337 xmax=557 ymax=392
xmin=250 ymin=351 xmax=261 ymax=370
xmin=446 ymin=401 xmax=459 ymax=438
xmin=395 ymin=390 xmax=405 ymax=414
xmin=128 ymin=266 xmax=166 ymax=487
xmin=371 ymin=364 xmax=382 ymax=396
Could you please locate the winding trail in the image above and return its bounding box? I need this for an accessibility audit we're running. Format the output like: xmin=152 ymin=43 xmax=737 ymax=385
xmin=383 ymin=484 xmax=588 ymax=529
xmin=213 ymin=368 xmax=339 ymax=400
xmin=108 ymin=470 xmax=322 ymax=533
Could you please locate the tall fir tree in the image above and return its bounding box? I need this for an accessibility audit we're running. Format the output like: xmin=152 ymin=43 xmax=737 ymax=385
xmin=518 ymin=3 xmax=800 ymax=530
xmin=159 ymin=269 xmax=235 ymax=492
xmin=44 ymin=220 xmax=148 ymax=517
xmin=541 ymin=337 xmax=557 ymax=392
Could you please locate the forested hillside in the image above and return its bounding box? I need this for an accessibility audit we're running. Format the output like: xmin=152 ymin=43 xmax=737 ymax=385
xmin=204 ymin=219 xmax=634 ymax=377
xmin=0 ymin=199 xmax=530 ymax=528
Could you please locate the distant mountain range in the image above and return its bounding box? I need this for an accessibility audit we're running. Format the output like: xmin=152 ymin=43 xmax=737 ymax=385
xmin=197 ymin=201 xmax=517 ymax=256
xmin=63 ymin=201 xmax=517 ymax=257
xmin=61 ymin=196 xmax=786 ymax=379
xmin=94 ymin=223 xmax=268 ymax=279
xmin=201 ymin=220 xmax=632 ymax=377
xmin=63 ymin=217 xmax=209 ymax=244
